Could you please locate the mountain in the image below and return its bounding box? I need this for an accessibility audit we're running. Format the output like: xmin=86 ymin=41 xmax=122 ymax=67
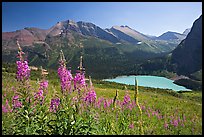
xmin=46 ymin=20 xmax=119 ymax=43
xmin=171 ymin=15 xmax=202 ymax=76
xmin=2 ymin=19 xmax=193 ymax=79
xmin=182 ymin=28 xmax=191 ymax=36
xmin=2 ymin=27 xmax=48 ymax=50
xmin=157 ymin=31 xmax=186 ymax=41
xmin=2 ymin=19 xmax=185 ymax=54
xmin=108 ymin=25 xmax=149 ymax=42
xmin=105 ymin=25 xmax=183 ymax=53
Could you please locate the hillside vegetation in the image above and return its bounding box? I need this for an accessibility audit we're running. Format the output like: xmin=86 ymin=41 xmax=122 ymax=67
xmin=2 ymin=62 xmax=202 ymax=135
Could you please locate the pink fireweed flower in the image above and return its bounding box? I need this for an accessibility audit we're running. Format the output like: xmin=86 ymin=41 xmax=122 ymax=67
xmin=2 ymin=99 xmax=12 ymax=113
xmin=34 ymin=80 xmax=48 ymax=104
xmin=58 ymin=50 xmax=73 ymax=93
xmin=73 ymin=71 xmax=86 ymax=90
xmin=95 ymin=97 xmax=104 ymax=108
xmin=34 ymin=89 xmax=44 ymax=100
xmin=58 ymin=65 xmax=73 ymax=93
xmin=107 ymin=99 xmax=113 ymax=107
xmin=103 ymin=99 xmax=113 ymax=108
xmin=34 ymin=80 xmax=48 ymax=99
xmin=12 ymin=95 xmax=22 ymax=109
xmin=164 ymin=122 xmax=168 ymax=129
xmin=16 ymin=41 xmax=30 ymax=81
xmin=122 ymin=94 xmax=131 ymax=105
xmin=40 ymin=80 xmax=48 ymax=89
xmin=50 ymin=98 xmax=60 ymax=113
xmin=129 ymin=122 xmax=134 ymax=129
xmin=172 ymin=119 xmax=179 ymax=127
xmin=141 ymin=105 xmax=146 ymax=111
xmin=84 ymin=89 xmax=97 ymax=104
xmin=16 ymin=60 xmax=31 ymax=81
xmin=128 ymin=102 xmax=135 ymax=111
xmin=104 ymin=100 xmax=108 ymax=108
xmin=2 ymin=105 xmax=8 ymax=113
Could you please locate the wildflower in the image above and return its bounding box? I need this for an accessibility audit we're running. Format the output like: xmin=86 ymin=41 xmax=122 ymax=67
xmin=73 ymin=71 xmax=85 ymax=90
xmin=58 ymin=65 xmax=73 ymax=92
xmin=16 ymin=60 xmax=31 ymax=81
xmin=122 ymin=94 xmax=131 ymax=105
xmin=147 ymin=112 xmax=151 ymax=118
xmin=104 ymin=99 xmax=108 ymax=108
xmin=84 ymin=89 xmax=97 ymax=104
xmin=73 ymin=55 xmax=86 ymax=91
xmin=128 ymin=102 xmax=134 ymax=111
xmin=157 ymin=115 xmax=163 ymax=119
xmin=173 ymin=119 xmax=178 ymax=127
xmin=16 ymin=41 xmax=30 ymax=81
xmin=96 ymin=97 xmax=104 ymax=108
xmin=164 ymin=122 xmax=168 ymax=129
xmin=107 ymin=99 xmax=113 ymax=107
xmin=34 ymin=89 xmax=44 ymax=100
xmin=40 ymin=80 xmax=48 ymax=89
xmin=12 ymin=95 xmax=22 ymax=109
xmin=141 ymin=105 xmax=146 ymax=110
xmin=34 ymin=80 xmax=48 ymax=102
xmin=58 ymin=50 xmax=73 ymax=93
xmin=2 ymin=99 xmax=11 ymax=113
xmin=129 ymin=122 xmax=134 ymax=129
xmin=2 ymin=105 xmax=8 ymax=113
xmin=50 ymin=98 xmax=60 ymax=113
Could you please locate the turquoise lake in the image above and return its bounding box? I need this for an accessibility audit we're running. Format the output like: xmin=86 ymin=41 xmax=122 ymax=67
xmin=103 ymin=75 xmax=191 ymax=91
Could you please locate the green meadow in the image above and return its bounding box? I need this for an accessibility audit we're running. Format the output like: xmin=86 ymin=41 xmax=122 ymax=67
xmin=2 ymin=70 xmax=202 ymax=135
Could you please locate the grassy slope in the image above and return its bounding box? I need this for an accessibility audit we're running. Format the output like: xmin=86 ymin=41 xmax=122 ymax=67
xmin=2 ymin=71 xmax=202 ymax=134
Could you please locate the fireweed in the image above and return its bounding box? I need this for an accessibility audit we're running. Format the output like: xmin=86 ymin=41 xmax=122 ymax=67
xmin=49 ymin=98 xmax=60 ymax=113
xmin=84 ymin=76 xmax=97 ymax=105
xmin=16 ymin=41 xmax=30 ymax=82
xmin=34 ymin=79 xmax=48 ymax=104
xmin=2 ymin=47 xmax=201 ymax=135
xmin=2 ymin=99 xmax=12 ymax=113
xmin=12 ymin=95 xmax=22 ymax=110
xmin=73 ymin=71 xmax=86 ymax=91
xmin=58 ymin=50 xmax=73 ymax=94
xmin=73 ymin=55 xmax=86 ymax=93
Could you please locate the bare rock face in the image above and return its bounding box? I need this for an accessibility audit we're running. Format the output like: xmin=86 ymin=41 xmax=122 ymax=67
xmin=2 ymin=28 xmax=48 ymax=50
xmin=157 ymin=31 xmax=186 ymax=41
xmin=171 ymin=15 xmax=202 ymax=75
xmin=77 ymin=21 xmax=119 ymax=43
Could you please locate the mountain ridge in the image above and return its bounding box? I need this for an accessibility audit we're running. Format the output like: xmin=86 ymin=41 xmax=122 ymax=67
xmin=2 ymin=19 xmax=188 ymax=52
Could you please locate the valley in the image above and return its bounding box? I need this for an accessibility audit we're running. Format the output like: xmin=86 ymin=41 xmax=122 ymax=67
xmin=2 ymin=2 xmax=202 ymax=135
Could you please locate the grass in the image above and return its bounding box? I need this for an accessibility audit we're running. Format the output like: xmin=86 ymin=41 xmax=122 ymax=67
xmin=2 ymin=71 xmax=202 ymax=135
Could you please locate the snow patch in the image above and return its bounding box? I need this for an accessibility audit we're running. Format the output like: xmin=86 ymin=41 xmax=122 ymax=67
xmin=137 ymin=41 xmax=142 ymax=44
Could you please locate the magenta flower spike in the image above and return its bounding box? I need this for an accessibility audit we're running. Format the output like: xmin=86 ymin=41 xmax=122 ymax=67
xmin=104 ymin=99 xmax=108 ymax=109
xmin=129 ymin=122 xmax=134 ymax=129
xmin=164 ymin=122 xmax=168 ymax=129
xmin=73 ymin=71 xmax=86 ymax=90
xmin=83 ymin=76 xmax=97 ymax=105
xmin=2 ymin=105 xmax=8 ymax=113
xmin=84 ymin=89 xmax=97 ymax=104
xmin=58 ymin=50 xmax=73 ymax=94
xmin=50 ymin=98 xmax=60 ymax=113
xmin=34 ymin=79 xmax=48 ymax=103
xmin=12 ymin=95 xmax=22 ymax=109
xmin=122 ymin=94 xmax=131 ymax=106
xmin=16 ymin=60 xmax=31 ymax=81
xmin=16 ymin=41 xmax=31 ymax=81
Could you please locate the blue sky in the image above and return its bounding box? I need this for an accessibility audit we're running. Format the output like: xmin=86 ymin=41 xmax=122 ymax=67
xmin=2 ymin=2 xmax=202 ymax=36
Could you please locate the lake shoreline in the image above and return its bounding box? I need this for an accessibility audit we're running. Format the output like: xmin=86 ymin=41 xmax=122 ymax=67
xmin=103 ymin=75 xmax=191 ymax=91
xmin=169 ymin=75 xmax=190 ymax=81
